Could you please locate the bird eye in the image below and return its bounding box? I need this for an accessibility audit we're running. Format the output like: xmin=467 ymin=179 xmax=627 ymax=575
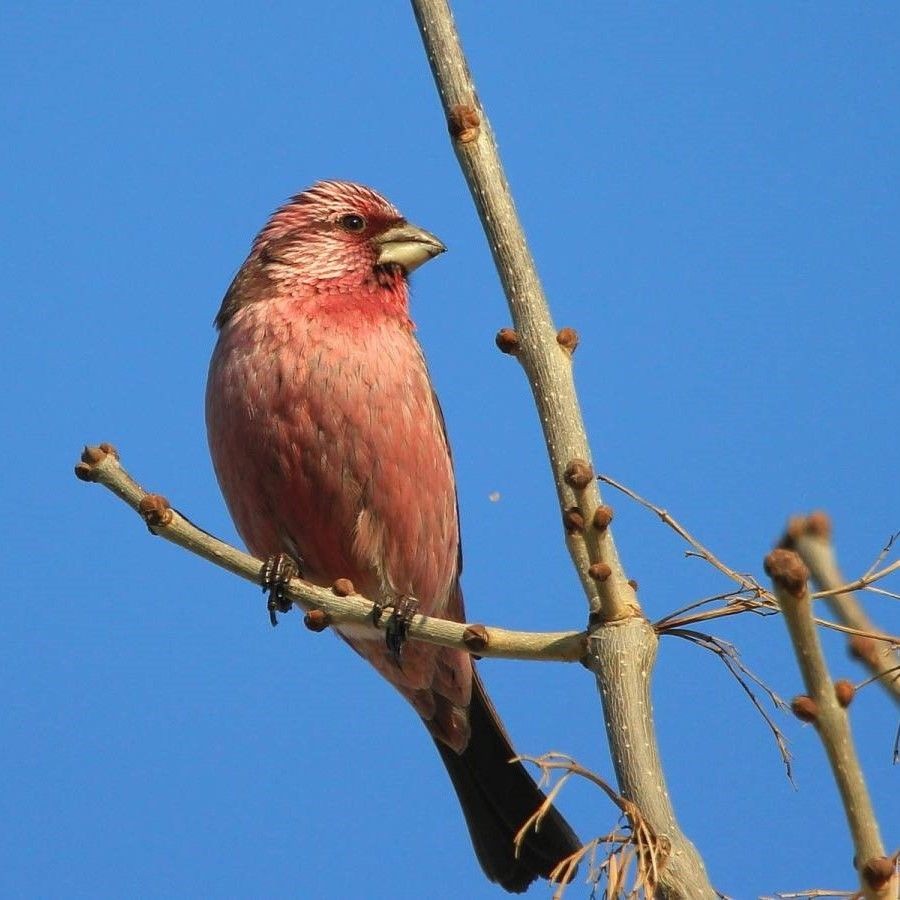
xmin=338 ymin=213 xmax=367 ymax=233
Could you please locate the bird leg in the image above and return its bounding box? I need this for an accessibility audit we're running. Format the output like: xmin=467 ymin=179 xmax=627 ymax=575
xmin=261 ymin=553 xmax=300 ymax=626
xmin=385 ymin=595 xmax=419 ymax=666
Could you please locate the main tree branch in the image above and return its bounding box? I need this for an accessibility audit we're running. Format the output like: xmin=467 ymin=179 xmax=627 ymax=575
xmin=410 ymin=3 xmax=716 ymax=896
xmin=410 ymin=0 xmax=635 ymax=624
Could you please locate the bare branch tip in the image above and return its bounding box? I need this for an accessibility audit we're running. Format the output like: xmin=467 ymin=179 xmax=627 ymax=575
xmin=780 ymin=511 xmax=832 ymax=548
xmin=75 ymin=442 xmax=119 ymax=481
xmin=764 ymin=549 xmax=810 ymax=598
xmin=805 ymin=510 xmax=832 ymax=539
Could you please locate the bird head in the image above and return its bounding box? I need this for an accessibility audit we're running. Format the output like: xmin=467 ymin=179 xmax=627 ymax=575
xmin=252 ymin=180 xmax=445 ymax=285
xmin=214 ymin=181 xmax=444 ymax=329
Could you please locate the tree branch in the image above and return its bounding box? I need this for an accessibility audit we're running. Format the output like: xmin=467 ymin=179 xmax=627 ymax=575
xmin=410 ymin=0 xmax=636 ymax=624
xmin=409 ymin=3 xmax=717 ymax=895
xmin=586 ymin=620 xmax=716 ymax=898
xmin=782 ymin=513 xmax=900 ymax=706
xmin=765 ymin=549 xmax=897 ymax=900
xmin=74 ymin=443 xmax=586 ymax=663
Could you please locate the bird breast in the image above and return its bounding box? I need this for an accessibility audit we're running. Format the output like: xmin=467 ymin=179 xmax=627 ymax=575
xmin=205 ymin=293 xmax=460 ymax=620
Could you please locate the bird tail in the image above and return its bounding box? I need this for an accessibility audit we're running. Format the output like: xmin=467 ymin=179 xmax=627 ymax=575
xmin=433 ymin=672 xmax=581 ymax=893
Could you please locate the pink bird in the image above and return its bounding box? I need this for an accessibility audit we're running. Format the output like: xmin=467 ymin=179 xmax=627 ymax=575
xmin=206 ymin=180 xmax=578 ymax=891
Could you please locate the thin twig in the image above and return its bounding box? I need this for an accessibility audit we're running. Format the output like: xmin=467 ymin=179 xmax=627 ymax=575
xmin=517 ymin=754 xmax=669 ymax=900
xmin=598 ymin=473 xmax=770 ymax=600
xmin=864 ymin=586 xmax=900 ymax=601
xmin=759 ymin=891 xmax=856 ymax=899
xmin=855 ymin=665 xmax=900 ymax=693
xmin=666 ymin=629 xmax=793 ymax=781
xmin=893 ymin=721 xmax=899 ymax=765
xmin=812 ymin=560 xmax=900 ymax=599
xmin=861 ymin=531 xmax=899 ymax=581
xmin=813 ymin=619 xmax=900 ymax=645
xmin=600 ymin=476 xmax=900 ymax=652
xmin=656 ymin=594 xmax=779 ymax=631
xmin=654 ymin=590 xmax=771 ymax=628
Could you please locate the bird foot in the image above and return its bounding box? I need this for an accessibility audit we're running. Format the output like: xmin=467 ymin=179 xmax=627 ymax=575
xmin=261 ymin=553 xmax=300 ymax=626
xmin=385 ymin=595 xmax=419 ymax=666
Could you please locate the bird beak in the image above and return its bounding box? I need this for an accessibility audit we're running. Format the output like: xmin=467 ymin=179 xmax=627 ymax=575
xmin=374 ymin=222 xmax=446 ymax=273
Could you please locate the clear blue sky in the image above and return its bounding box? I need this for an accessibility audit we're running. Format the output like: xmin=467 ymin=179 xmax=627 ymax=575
xmin=3 ymin=3 xmax=897 ymax=897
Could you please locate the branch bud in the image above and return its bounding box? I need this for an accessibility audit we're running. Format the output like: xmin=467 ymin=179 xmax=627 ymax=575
xmin=303 ymin=609 xmax=332 ymax=632
xmin=779 ymin=516 xmax=806 ymax=548
xmin=556 ymin=327 xmax=579 ymax=354
xmin=138 ymin=493 xmax=173 ymax=529
xmin=790 ymin=695 xmax=819 ymax=723
xmin=764 ymin=549 xmax=809 ymax=598
xmin=562 ymin=507 xmax=585 ymax=533
xmin=331 ymin=578 xmax=355 ymax=597
xmin=448 ymin=104 xmax=480 ymax=144
xmin=564 ymin=459 xmax=594 ymax=490
xmin=834 ymin=679 xmax=855 ymax=708
xmin=848 ymin=634 xmax=878 ymax=665
xmin=462 ymin=624 xmax=489 ymax=654
xmin=860 ymin=855 xmax=896 ymax=890
xmin=805 ymin=510 xmax=832 ymax=538
xmin=495 ymin=328 xmax=520 ymax=355
xmin=75 ymin=442 xmax=119 ymax=481
xmin=592 ymin=505 xmax=614 ymax=530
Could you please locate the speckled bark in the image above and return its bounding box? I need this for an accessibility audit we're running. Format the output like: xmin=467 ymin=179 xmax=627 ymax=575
xmin=587 ymin=618 xmax=716 ymax=898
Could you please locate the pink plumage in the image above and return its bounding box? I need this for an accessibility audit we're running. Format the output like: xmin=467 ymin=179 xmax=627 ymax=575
xmin=206 ymin=181 xmax=578 ymax=891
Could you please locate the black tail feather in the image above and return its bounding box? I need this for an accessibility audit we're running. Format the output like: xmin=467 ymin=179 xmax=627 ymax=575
xmin=434 ymin=674 xmax=580 ymax=893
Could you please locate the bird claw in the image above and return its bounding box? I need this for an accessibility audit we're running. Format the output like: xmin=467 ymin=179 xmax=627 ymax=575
xmin=385 ymin=595 xmax=418 ymax=666
xmin=261 ymin=553 xmax=300 ymax=626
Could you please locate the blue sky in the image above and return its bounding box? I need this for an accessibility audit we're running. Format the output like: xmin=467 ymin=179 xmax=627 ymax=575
xmin=3 ymin=3 xmax=898 ymax=897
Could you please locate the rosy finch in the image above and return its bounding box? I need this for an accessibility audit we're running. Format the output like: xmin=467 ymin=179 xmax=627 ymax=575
xmin=206 ymin=181 xmax=579 ymax=891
